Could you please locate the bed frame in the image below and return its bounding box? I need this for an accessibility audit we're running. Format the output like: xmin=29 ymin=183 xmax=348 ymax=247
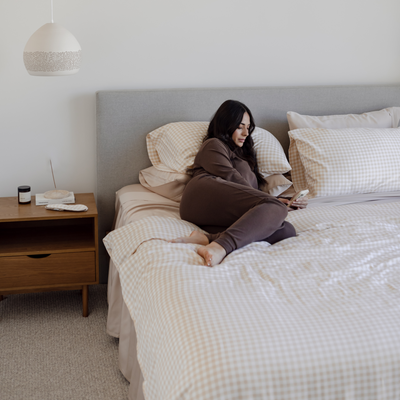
xmin=96 ymin=85 xmax=400 ymax=282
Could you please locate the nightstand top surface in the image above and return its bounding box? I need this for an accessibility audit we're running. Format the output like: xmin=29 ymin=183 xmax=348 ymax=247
xmin=0 ymin=193 xmax=97 ymax=222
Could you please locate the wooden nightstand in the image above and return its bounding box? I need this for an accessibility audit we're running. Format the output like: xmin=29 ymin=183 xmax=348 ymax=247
xmin=0 ymin=193 xmax=98 ymax=317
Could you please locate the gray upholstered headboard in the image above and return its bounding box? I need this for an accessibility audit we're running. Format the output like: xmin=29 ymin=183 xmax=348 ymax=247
xmin=96 ymin=85 xmax=400 ymax=282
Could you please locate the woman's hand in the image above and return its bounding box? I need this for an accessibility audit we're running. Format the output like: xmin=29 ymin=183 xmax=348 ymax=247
xmin=278 ymin=197 xmax=308 ymax=211
xmin=291 ymin=196 xmax=308 ymax=209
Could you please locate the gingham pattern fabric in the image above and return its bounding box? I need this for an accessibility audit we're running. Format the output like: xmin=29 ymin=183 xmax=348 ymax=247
xmin=146 ymin=122 xmax=209 ymax=173
xmin=146 ymin=122 xmax=291 ymax=176
xmin=289 ymin=127 xmax=400 ymax=198
xmin=103 ymin=201 xmax=400 ymax=400
xmin=287 ymin=108 xmax=400 ymax=193
xmin=45 ymin=203 xmax=88 ymax=212
xmin=288 ymin=137 xmax=308 ymax=192
xmin=251 ymin=127 xmax=291 ymax=176
xmin=287 ymin=108 xmax=397 ymax=131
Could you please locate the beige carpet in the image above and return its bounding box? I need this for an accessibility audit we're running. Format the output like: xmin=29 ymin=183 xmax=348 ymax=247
xmin=0 ymin=284 xmax=130 ymax=400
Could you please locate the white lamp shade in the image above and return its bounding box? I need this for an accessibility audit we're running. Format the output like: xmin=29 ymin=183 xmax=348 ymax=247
xmin=23 ymin=23 xmax=81 ymax=76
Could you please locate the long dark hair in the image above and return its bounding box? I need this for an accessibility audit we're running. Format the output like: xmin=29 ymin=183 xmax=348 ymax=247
xmin=204 ymin=100 xmax=265 ymax=187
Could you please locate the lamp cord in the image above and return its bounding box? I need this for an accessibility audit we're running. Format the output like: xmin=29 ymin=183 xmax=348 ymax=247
xmin=51 ymin=0 xmax=54 ymax=23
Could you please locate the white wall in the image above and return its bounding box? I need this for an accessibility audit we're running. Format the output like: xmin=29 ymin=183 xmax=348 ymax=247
xmin=1 ymin=0 xmax=400 ymax=198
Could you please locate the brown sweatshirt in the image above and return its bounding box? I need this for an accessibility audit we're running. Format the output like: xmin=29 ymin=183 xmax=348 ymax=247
xmin=191 ymin=138 xmax=258 ymax=190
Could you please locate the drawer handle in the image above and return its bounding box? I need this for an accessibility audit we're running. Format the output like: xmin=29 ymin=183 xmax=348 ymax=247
xmin=27 ymin=254 xmax=51 ymax=259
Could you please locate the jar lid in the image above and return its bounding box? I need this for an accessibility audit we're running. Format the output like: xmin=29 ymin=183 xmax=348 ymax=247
xmin=18 ymin=185 xmax=31 ymax=192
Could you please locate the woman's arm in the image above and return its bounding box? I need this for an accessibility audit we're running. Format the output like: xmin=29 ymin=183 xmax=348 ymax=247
xmin=197 ymin=139 xmax=252 ymax=187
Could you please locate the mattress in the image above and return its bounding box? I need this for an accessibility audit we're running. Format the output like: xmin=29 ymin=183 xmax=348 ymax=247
xmin=106 ymin=184 xmax=400 ymax=400
xmin=107 ymin=185 xmax=179 ymax=338
xmin=106 ymin=185 xmax=180 ymax=400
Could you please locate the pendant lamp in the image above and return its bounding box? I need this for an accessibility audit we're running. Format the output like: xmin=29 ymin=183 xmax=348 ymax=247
xmin=23 ymin=0 xmax=81 ymax=76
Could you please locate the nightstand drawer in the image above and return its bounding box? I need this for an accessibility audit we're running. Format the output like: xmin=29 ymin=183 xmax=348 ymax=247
xmin=0 ymin=252 xmax=96 ymax=290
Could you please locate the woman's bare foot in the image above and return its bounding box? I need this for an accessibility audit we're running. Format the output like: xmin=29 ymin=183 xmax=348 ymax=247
xmin=169 ymin=230 xmax=209 ymax=246
xmin=197 ymin=242 xmax=226 ymax=267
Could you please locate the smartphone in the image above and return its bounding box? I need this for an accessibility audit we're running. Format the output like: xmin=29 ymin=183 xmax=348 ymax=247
xmin=287 ymin=189 xmax=309 ymax=207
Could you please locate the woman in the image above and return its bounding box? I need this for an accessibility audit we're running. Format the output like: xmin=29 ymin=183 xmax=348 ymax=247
xmin=172 ymin=100 xmax=307 ymax=267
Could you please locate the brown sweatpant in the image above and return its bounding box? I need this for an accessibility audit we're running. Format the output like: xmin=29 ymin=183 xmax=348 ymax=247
xmin=180 ymin=174 xmax=296 ymax=255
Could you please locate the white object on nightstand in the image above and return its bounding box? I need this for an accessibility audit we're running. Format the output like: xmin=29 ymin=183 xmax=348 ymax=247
xmin=46 ymin=204 xmax=88 ymax=212
xmin=36 ymin=192 xmax=75 ymax=205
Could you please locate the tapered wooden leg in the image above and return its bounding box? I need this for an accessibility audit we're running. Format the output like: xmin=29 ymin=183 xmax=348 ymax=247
xmin=82 ymin=285 xmax=88 ymax=317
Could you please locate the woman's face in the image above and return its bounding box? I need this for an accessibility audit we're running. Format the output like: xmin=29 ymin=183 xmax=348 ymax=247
xmin=231 ymin=112 xmax=250 ymax=147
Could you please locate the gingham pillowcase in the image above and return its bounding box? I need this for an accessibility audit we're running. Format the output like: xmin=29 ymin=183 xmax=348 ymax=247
xmin=289 ymin=127 xmax=400 ymax=197
xmin=287 ymin=107 xmax=400 ymax=191
xmin=251 ymin=127 xmax=291 ymax=176
xmin=287 ymin=108 xmax=400 ymax=131
xmin=146 ymin=122 xmax=291 ymax=176
xmin=147 ymin=122 xmax=208 ymax=173
xmin=288 ymin=139 xmax=308 ymax=191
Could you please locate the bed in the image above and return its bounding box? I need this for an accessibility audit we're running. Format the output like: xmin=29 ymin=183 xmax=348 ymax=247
xmin=96 ymin=86 xmax=400 ymax=400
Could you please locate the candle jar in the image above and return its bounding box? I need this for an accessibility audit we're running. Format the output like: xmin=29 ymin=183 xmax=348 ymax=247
xmin=18 ymin=185 xmax=31 ymax=204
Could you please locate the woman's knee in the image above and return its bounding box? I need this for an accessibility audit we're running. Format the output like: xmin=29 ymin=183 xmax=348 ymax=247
xmin=265 ymin=221 xmax=296 ymax=245
xmin=282 ymin=221 xmax=296 ymax=239
xmin=259 ymin=198 xmax=288 ymax=220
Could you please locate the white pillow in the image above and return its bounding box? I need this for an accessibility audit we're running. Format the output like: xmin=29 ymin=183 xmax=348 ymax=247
xmin=146 ymin=122 xmax=291 ymax=176
xmin=139 ymin=166 xmax=190 ymax=202
xmin=139 ymin=166 xmax=189 ymax=187
xmin=260 ymin=174 xmax=293 ymax=196
xmin=146 ymin=122 xmax=208 ymax=173
xmin=287 ymin=108 xmax=400 ymax=131
xmin=288 ymin=127 xmax=400 ymax=198
xmin=251 ymin=127 xmax=291 ymax=177
xmin=287 ymin=107 xmax=400 ymax=191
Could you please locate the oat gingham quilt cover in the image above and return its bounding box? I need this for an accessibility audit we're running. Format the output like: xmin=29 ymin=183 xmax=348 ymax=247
xmin=103 ymin=201 xmax=400 ymax=400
